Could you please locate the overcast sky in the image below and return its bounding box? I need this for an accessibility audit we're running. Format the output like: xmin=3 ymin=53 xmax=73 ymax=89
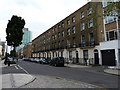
xmin=0 ymin=0 xmax=88 ymax=41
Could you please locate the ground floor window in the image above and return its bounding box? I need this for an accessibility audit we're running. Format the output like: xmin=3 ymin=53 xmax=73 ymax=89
xmin=69 ymin=51 xmax=72 ymax=59
xmin=83 ymin=50 xmax=88 ymax=61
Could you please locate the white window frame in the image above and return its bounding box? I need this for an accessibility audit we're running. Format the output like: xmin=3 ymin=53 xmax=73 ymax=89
xmin=72 ymin=16 xmax=76 ymax=22
xmin=67 ymin=28 xmax=71 ymax=35
xmin=88 ymin=18 xmax=93 ymax=28
xmin=88 ymin=7 xmax=92 ymax=15
xmin=81 ymin=11 xmax=85 ymax=19
xmin=67 ymin=20 xmax=70 ymax=25
xmin=72 ymin=26 xmax=76 ymax=33
xmin=81 ymin=22 xmax=85 ymax=30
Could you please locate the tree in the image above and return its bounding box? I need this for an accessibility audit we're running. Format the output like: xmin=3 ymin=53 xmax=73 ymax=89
xmin=104 ymin=1 xmax=120 ymax=17
xmin=6 ymin=15 xmax=25 ymax=56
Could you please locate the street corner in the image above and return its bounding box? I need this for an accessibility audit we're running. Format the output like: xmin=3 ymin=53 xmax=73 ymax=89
xmin=2 ymin=74 xmax=36 ymax=88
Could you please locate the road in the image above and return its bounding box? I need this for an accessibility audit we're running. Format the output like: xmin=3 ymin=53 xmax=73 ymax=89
xmin=2 ymin=59 xmax=119 ymax=88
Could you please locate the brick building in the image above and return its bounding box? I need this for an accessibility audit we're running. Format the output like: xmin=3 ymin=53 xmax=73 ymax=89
xmin=32 ymin=2 xmax=120 ymax=66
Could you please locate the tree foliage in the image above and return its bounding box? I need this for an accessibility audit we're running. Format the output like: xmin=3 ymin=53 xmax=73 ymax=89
xmin=104 ymin=1 xmax=120 ymax=17
xmin=6 ymin=15 xmax=25 ymax=48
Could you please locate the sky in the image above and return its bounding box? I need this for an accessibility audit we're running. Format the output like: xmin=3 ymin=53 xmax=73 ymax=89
xmin=0 ymin=0 xmax=88 ymax=42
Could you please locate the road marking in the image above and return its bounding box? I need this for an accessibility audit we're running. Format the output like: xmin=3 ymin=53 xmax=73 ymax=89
xmin=15 ymin=66 xmax=19 ymax=69
xmin=17 ymin=65 xmax=29 ymax=74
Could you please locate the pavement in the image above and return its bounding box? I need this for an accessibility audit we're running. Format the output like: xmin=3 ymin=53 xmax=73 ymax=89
xmin=0 ymin=60 xmax=36 ymax=89
xmin=65 ymin=64 xmax=120 ymax=76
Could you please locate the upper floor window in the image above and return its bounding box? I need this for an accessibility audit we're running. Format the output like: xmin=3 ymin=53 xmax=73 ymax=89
xmin=67 ymin=20 xmax=70 ymax=25
xmin=72 ymin=16 xmax=76 ymax=22
xmin=89 ymin=32 xmax=94 ymax=45
xmin=88 ymin=7 xmax=92 ymax=15
xmin=106 ymin=29 xmax=119 ymax=41
xmin=102 ymin=2 xmax=108 ymax=7
xmin=81 ymin=22 xmax=85 ymax=30
xmin=67 ymin=28 xmax=71 ymax=35
xmin=80 ymin=11 xmax=85 ymax=19
xmin=55 ymin=35 xmax=57 ymax=39
xmin=102 ymin=2 xmax=112 ymax=7
xmin=52 ymin=29 xmax=55 ymax=33
xmin=62 ymin=31 xmax=64 ymax=37
xmin=58 ymin=32 xmax=61 ymax=38
xmin=61 ymin=22 xmax=64 ymax=28
xmin=72 ymin=26 xmax=76 ymax=33
xmin=88 ymin=18 xmax=93 ymax=28
xmin=81 ymin=35 xmax=86 ymax=46
xmin=58 ymin=24 xmax=61 ymax=29
xmin=52 ymin=35 xmax=55 ymax=40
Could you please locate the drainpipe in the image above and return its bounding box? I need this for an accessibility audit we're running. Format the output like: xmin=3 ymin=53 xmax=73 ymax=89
xmin=102 ymin=8 xmax=107 ymax=41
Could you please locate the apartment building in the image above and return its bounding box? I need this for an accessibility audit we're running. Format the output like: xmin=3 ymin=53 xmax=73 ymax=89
xmin=23 ymin=43 xmax=32 ymax=58
xmin=16 ymin=28 xmax=32 ymax=58
xmin=99 ymin=2 xmax=120 ymax=66
xmin=32 ymin=2 xmax=120 ymax=66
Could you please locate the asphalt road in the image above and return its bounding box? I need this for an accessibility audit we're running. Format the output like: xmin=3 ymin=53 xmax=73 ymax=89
xmin=16 ymin=60 xmax=119 ymax=88
xmin=2 ymin=60 xmax=119 ymax=88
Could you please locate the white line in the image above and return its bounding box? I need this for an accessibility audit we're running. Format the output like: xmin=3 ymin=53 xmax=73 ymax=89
xmin=15 ymin=66 xmax=19 ymax=69
xmin=17 ymin=65 xmax=29 ymax=74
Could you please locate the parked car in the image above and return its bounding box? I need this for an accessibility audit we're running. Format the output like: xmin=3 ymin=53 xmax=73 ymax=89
xmin=29 ymin=58 xmax=35 ymax=62
xmin=23 ymin=58 xmax=30 ymax=61
xmin=49 ymin=57 xmax=64 ymax=67
xmin=7 ymin=57 xmax=17 ymax=64
xmin=34 ymin=58 xmax=41 ymax=63
xmin=39 ymin=57 xmax=49 ymax=64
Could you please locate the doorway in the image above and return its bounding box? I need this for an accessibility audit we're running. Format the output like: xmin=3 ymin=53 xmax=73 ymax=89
xmin=76 ymin=51 xmax=79 ymax=63
xmin=94 ymin=49 xmax=99 ymax=65
xmin=101 ymin=49 xmax=116 ymax=66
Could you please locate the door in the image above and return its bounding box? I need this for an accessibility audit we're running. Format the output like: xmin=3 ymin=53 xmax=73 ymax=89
xmin=76 ymin=51 xmax=79 ymax=63
xmin=101 ymin=49 xmax=116 ymax=66
xmin=94 ymin=49 xmax=99 ymax=64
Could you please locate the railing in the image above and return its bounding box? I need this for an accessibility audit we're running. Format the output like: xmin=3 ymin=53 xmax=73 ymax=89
xmin=64 ymin=58 xmax=94 ymax=65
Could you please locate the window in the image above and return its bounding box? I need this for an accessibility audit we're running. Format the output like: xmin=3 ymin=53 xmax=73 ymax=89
xmin=81 ymin=22 xmax=85 ymax=30
xmin=52 ymin=35 xmax=55 ymax=40
xmin=67 ymin=20 xmax=70 ymax=25
xmin=72 ymin=26 xmax=76 ymax=33
xmin=52 ymin=29 xmax=55 ymax=33
xmin=81 ymin=11 xmax=84 ymax=18
xmin=88 ymin=7 xmax=92 ymax=15
xmin=55 ymin=35 xmax=57 ymax=39
xmin=61 ymin=22 xmax=64 ymax=28
xmin=58 ymin=41 xmax=61 ymax=48
xmin=58 ymin=24 xmax=61 ymax=29
xmin=72 ymin=16 xmax=75 ymax=22
xmin=73 ymin=37 xmax=76 ymax=47
xmin=69 ymin=51 xmax=72 ymax=59
xmin=88 ymin=18 xmax=93 ymax=28
xmin=105 ymin=10 xmax=118 ymax=24
xmin=102 ymin=2 xmax=112 ymax=7
xmin=62 ymin=31 xmax=64 ymax=37
xmin=106 ymin=29 xmax=118 ymax=41
xmin=89 ymin=32 xmax=94 ymax=45
xmin=83 ymin=50 xmax=88 ymax=61
xmin=67 ymin=40 xmax=70 ymax=47
xmin=81 ymin=35 xmax=86 ymax=46
xmin=61 ymin=40 xmax=64 ymax=47
xmin=58 ymin=32 xmax=61 ymax=38
xmin=67 ymin=28 xmax=71 ymax=35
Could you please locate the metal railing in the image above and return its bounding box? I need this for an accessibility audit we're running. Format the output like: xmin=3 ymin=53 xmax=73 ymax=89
xmin=64 ymin=58 xmax=94 ymax=65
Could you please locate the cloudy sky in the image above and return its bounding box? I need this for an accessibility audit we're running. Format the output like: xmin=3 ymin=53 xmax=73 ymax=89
xmin=0 ymin=0 xmax=88 ymax=41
